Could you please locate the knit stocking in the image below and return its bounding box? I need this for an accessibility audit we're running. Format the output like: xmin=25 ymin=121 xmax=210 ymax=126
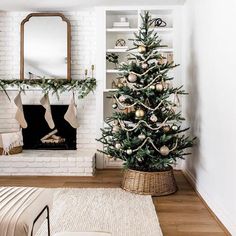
xmin=14 ymin=92 xmax=28 ymax=128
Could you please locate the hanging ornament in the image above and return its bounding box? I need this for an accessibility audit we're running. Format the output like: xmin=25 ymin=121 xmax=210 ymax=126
xmin=141 ymin=63 xmax=148 ymax=69
xmin=150 ymin=114 xmax=158 ymax=122
xmin=128 ymin=73 xmax=137 ymax=83
xmin=160 ymin=145 xmax=170 ymax=156
xmin=113 ymin=120 xmax=119 ymax=126
xmin=135 ymin=109 xmax=145 ymax=118
xmin=118 ymin=95 xmax=126 ymax=102
xmin=117 ymin=82 xmax=124 ymax=88
xmin=112 ymin=103 xmax=118 ymax=109
xmin=115 ymin=143 xmax=121 ymax=149
xmin=156 ymin=83 xmax=164 ymax=91
xmin=138 ymin=45 xmax=146 ymax=54
xmin=112 ymin=125 xmax=120 ymax=133
xmin=149 ymin=85 xmax=155 ymax=90
xmin=163 ymin=125 xmax=171 ymax=133
xmin=126 ymin=149 xmax=133 ymax=155
xmin=138 ymin=133 xmax=146 ymax=140
xmin=172 ymin=125 xmax=178 ymax=131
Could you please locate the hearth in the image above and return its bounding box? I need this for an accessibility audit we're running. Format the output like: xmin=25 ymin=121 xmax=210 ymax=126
xmin=22 ymin=105 xmax=76 ymax=150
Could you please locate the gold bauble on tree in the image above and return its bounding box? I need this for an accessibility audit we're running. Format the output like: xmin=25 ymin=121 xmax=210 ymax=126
xmin=163 ymin=125 xmax=171 ymax=133
xmin=128 ymin=73 xmax=137 ymax=83
xmin=138 ymin=45 xmax=146 ymax=54
xmin=117 ymin=82 xmax=124 ymax=88
xmin=160 ymin=145 xmax=170 ymax=156
xmin=135 ymin=108 xmax=145 ymax=118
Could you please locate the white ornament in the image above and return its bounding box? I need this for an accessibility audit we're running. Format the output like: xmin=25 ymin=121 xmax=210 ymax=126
xmin=112 ymin=126 xmax=120 ymax=133
xmin=128 ymin=73 xmax=137 ymax=83
xmin=141 ymin=63 xmax=148 ymax=69
xmin=160 ymin=145 xmax=170 ymax=156
xmin=149 ymin=85 xmax=155 ymax=90
xmin=150 ymin=114 xmax=158 ymax=122
xmin=156 ymin=83 xmax=164 ymax=91
xmin=126 ymin=149 xmax=133 ymax=155
xmin=172 ymin=125 xmax=178 ymax=131
xmin=112 ymin=103 xmax=118 ymax=109
xmin=138 ymin=133 xmax=146 ymax=140
xmin=118 ymin=95 xmax=126 ymax=102
xmin=115 ymin=143 xmax=121 ymax=149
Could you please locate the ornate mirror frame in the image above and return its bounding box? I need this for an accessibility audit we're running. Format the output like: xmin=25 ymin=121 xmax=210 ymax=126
xmin=20 ymin=13 xmax=71 ymax=80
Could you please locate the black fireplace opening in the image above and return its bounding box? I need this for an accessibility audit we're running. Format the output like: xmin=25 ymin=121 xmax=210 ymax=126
xmin=22 ymin=105 xmax=76 ymax=150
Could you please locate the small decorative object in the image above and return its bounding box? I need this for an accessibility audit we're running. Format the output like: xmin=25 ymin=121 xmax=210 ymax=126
xmin=135 ymin=108 xmax=145 ymax=118
xmin=115 ymin=39 xmax=128 ymax=49
xmin=112 ymin=125 xmax=120 ymax=133
xmin=106 ymin=53 xmax=119 ymax=68
xmin=156 ymin=83 xmax=164 ymax=91
xmin=126 ymin=149 xmax=133 ymax=155
xmin=151 ymin=18 xmax=167 ymax=28
xmin=115 ymin=143 xmax=121 ymax=149
xmin=113 ymin=17 xmax=130 ymax=28
xmin=117 ymin=82 xmax=124 ymax=88
xmin=111 ymin=80 xmax=117 ymax=89
xmin=138 ymin=133 xmax=146 ymax=140
xmin=149 ymin=85 xmax=155 ymax=90
xmin=138 ymin=45 xmax=146 ymax=54
xmin=112 ymin=103 xmax=118 ymax=109
xmin=172 ymin=125 xmax=178 ymax=131
xmin=163 ymin=125 xmax=171 ymax=133
xmin=141 ymin=63 xmax=148 ymax=69
xmin=118 ymin=95 xmax=126 ymax=102
xmin=128 ymin=73 xmax=137 ymax=83
xmin=160 ymin=145 xmax=170 ymax=156
xmin=150 ymin=114 xmax=158 ymax=122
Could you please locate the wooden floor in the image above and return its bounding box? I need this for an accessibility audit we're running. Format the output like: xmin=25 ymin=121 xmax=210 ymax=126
xmin=0 ymin=170 xmax=230 ymax=236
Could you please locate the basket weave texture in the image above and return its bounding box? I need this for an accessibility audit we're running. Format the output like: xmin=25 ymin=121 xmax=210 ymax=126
xmin=121 ymin=167 xmax=178 ymax=196
xmin=0 ymin=146 xmax=23 ymax=155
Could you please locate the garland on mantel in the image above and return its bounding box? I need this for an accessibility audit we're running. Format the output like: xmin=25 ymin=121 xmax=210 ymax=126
xmin=0 ymin=78 xmax=96 ymax=100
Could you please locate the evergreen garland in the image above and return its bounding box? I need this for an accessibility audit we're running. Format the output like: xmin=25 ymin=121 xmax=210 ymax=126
xmin=0 ymin=78 xmax=96 ymax=100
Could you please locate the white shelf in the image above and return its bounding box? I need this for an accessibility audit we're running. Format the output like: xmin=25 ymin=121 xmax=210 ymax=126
xmin=153 ymin=27 xmax=173 ymax=32
xmin=106 ymin=48 xmax=129 ymax=53
xmin=104 ymin=89 xmax=118 ymax=92
xmin=106 ymin=69 xmax=121 ymax=73
xmin=106 ymin=28 xmax=138 ymax=32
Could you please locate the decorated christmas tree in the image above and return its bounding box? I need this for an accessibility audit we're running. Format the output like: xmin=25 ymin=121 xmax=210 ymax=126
xmin=98 ymin=12 xmax=194 ymax=172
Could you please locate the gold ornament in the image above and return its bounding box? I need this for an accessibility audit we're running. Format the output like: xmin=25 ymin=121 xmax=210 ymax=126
xmin=128 ymin=73 xmax=137 ymax=83
xmin=135 ymin=109 xmax=145 ymax=118
xmin=126 ymin=149 xmax=133 ymax=155
xmin=172 ymin=125 xmax=178 ymax=131
xmin=163 ymin=125 xmax=171 ymax=133
xmin=115 ymin=143 xmax=121 ymax=149
xmin=138 ymin=45 xmax=146 ymax=54
xmin=156 ymin=83 xmax=164 ymax=91
xmin=160 ymin=145 xmax=170 ymax=156
xmin=117 ymin=82 xmax=124 ymax=88
xmin=138 ymin=133 xmax=146 ymax=140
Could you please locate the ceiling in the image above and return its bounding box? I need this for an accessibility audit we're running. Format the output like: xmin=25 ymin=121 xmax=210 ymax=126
xmin=0 ymin=0 xmax=186 ymax=11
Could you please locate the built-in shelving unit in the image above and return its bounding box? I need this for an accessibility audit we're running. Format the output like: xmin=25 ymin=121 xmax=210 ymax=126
xmin=95 ymin=6 xmax=182 ymax=168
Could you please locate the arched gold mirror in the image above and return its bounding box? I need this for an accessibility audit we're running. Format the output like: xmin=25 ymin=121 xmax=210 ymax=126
xmin=20 ymin=13 xmax=71 ymax=80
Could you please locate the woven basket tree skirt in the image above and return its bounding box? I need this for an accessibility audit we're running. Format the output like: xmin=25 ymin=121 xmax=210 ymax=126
xmin=54 ymin=232 xmax=111 ymax=236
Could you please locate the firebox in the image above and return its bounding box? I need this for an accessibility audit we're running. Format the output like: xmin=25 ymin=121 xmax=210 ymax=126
xmin=22 ymin=105 xmax=76 ymax=150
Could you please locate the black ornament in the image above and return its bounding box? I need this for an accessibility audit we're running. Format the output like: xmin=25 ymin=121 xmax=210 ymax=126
xmin=152 ymin=18 xmax=167 ymax=27
xmin=115 ymin=39 xmax=126 ymax=47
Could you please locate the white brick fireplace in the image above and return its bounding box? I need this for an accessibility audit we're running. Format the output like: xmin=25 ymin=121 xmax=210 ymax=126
xmin=0 ymin=11 xmax=97 ymax=176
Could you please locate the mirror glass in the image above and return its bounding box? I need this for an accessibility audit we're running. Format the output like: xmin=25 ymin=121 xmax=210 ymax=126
xmin=24 ymin=16 xmax=68 ymax=79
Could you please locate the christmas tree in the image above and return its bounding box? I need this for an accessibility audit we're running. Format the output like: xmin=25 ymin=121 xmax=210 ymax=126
xmin=98 ymin=11 xmax=194 ymax=172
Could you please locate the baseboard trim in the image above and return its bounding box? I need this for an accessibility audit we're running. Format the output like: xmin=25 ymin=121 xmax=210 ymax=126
xmin=183 ymin=169 xmax=233 ymax=236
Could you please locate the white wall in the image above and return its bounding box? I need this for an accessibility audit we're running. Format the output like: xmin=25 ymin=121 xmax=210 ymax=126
xmin=183 ymin=0 xmax=236 ymax=234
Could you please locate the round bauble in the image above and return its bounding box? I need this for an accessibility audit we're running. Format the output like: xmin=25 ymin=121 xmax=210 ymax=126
xmin=156 ymin=83 xmax=164 ymax=91
xmin=112 ymin=103 xmax=118 ymax=109
xmin=135 ymin=109 xmax=145 ymax=118
xmin=117 ymin=82 xmax=124 ymax=88
xmin=149 ymin=85 xmax=155 ymax=90
xmin=141 ymin=63 xmax=148 ymax=69
xmin=115 ymin=143 xmax=121 ymax=149
xmin=138 ymin=133 xmax=146 ymax=140
xmin=128 ymin=73 xmax=137 ymax=83
xmin=160 ymin=145 xmax=170 ymax=156
xmin=150 ymin=114 xmax=158 ymax=122
xmin=126 ymin=149 xmax=133 ymax=155
xmin=113 ymin=120 xmax=119 ymax=125
xmin=112 ymin=125 xmax=120 ymax=133
xmin=118 ymin=95 xmax=126 ymax=102
xmin=138 ymin=45 xmax=146 ymax=54
xmin=172 ymin=125 xmax=178 ymax=131
xmin=163 ymin=125 xmax=171 ymax=133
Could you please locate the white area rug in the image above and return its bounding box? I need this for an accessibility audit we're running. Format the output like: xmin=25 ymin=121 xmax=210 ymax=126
xmin=36 ymin=188 xmax=163 ymax=236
